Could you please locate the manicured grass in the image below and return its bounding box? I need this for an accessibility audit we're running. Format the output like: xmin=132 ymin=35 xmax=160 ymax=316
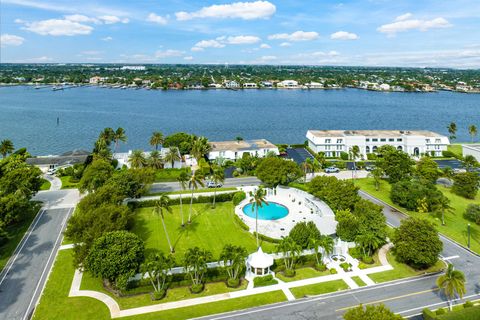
xmin=132 ymin=202 xmax=276 ymax=264
xmin=60 ymin=176 xmax=79 ymax=189
xmin=368 ymin=251 xmax=445 ymax=283
xmin=447 ymin=144 xmax=463 ymax=157
xmin=154 ymin=168 xmax=191 ymax=182
xmin=81 ymin=272 xmax=248 ymax=309
xmin=0 ymin=209 xmax=37 ymax=271
xmin=276 ymin=267 xmax=331 ymax=282
xmin=40 ymin=178 xmax=51 ymax=190
xmin=148 ymin=187 xmax=237 ymax=196
xmin=437 ymin=305 xmax=480 ymax=320
xmin=351 ymin=276 xmax=367 ymax=287
xmin=290 ymin=279 xmax=349 ymax=299
xmin=356 ymin=178 xmax=480 ymax=254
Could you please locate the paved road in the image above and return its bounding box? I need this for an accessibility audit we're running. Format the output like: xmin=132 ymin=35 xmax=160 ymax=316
xmin=0 ymin=190 xmax=78 ymax=320
xmin=149 ymin=176 xmax=261 ymax=193
xmin=196 ymin=190 xmax=480 ymax=320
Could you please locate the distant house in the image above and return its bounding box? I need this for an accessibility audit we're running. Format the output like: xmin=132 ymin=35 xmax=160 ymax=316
xmin=379 ymin=83 xmax=390 ymax=91
xmin=243 ymin=82 xmax=257 ymax=88
xmin=304 ymin=82 xmax=323 ymax=89
xmin=223 ymin=80 xmax=240 ymax=89
xmin=456 ymin=82 xmax=472 ymax=92
xmin=121 ymin=66 xmax=146 ymax=71
xmin=209 ymin=83 xmax=222 ymax=89
xmin=208 ymin=139 xmax=279 ymax=161
xmin=26 ymin=150 xmax=90 ymax=171
xmin=89 ymin=76 xmax=105 ymax=84
xmin=277 ymin=80 xmax=299 ymax=88
xmin=261 ymin=81 xmax=273 ymax=88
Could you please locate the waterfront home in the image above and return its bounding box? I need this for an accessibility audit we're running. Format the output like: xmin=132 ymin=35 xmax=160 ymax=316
xmin=277 ymin=80 xmax=299 ymax=88
xmin=306 ymin=130 xmax=450 ymax=158
xmin=456 ymin=82 xmax=472 ymax=92
xmin=208 ymin=83 xmax=222 ymax=89
xmin=304 ymin=81 xmax=324 ymax=89
xmin=379 ymin=83 xmax=390 ymax=91
xmin=463 ymin=144 xmax=480 ymax=162
xmin=208 ymin=139 xmax=279 ymax=161
xmin=89 ymin=76 xmax=105 ymax=84
xmin=26 ymin=150 xmax=90 ymax=172
xmin=261 ymin=81 xmax=273 ymax=88
xmin=243 ymin=82 xmax=258 ymax=88
xmin=113 ymin=148 xmax=182 ymax=169
xmin=223 ymin=80 xmax=240 ymax=89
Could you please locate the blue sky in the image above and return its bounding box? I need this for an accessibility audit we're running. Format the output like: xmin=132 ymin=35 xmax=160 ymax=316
xmin=1 ymin=0 xmax=479 ymax=68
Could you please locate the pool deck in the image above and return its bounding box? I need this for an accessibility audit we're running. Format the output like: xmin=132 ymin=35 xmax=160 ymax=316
xmin=236 ymin=186 xmax=337 ymax=239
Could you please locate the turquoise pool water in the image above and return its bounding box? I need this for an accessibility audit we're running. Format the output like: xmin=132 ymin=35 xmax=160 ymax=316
xmin=242 ymin=202 xmax=289 ymax=220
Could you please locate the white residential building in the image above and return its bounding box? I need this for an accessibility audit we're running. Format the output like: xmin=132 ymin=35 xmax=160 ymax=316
xmin=223 ymin=80 xmax=240 ymax=89
xmin=306 ymin=130 xmax=450 ymax=158
xmin=463 ymin=144 xmax=480 ymax=162
xmin=379 ymin=83 xmax=391 ymax=91
xmin=89 ymin=76 xmax=105 ymax=84
xmin=243 ymin=82 xmax=258 ymax=88
xmin=304 ymin=82 xmax=324 ymax=89
xmin=277 ymin=80 xmax=299 ymax=88
xmin=208 ymin=139 xmax=279 ymax=161
xmin=121 ymin=65 xmax=146 ymax=71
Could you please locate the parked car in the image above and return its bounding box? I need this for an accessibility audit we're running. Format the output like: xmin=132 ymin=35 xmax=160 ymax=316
xmin=207 ymin=181 xmax=223 ymax=188
xmin=365 ymin=165 xmax=375 ymax=171
xmin=46 ymin=168 xmax=57 ymax=175
xmin=324 ymin=167 xmax=340 ymax=173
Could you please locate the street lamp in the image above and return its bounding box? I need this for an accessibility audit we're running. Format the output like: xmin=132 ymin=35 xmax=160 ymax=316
xmin=467 ymin=224 xmax=471 ymax=249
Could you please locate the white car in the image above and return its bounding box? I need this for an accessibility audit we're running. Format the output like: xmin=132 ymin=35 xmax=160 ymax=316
xmin=207 ymin=181 xmax=223 ymax=188
xmin=46 ymin=168 xmax=57 ymax=175
xmin=324 ymin=167 xmax=340 ymax=173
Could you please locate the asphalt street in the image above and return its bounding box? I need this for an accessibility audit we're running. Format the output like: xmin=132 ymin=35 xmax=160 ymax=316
xmin=149 ymin=176 xmax=261 ymax=193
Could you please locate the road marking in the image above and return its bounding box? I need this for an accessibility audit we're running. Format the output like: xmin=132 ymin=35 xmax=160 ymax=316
xmin=441 ymin=255 xmax=459 ymax=261
xmin=22 ymin=208 xmax=71 ymax=320
xmin=0 ymin=209 xmax=45 ymax=287
xmin=335 ymin=288 xmax=440 ymax=312
xmin=398 ymin=293 xmax=480 ymax=316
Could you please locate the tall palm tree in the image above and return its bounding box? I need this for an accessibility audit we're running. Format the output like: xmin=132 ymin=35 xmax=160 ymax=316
xmin=436 ymin=264 xmax=466 ymax=311
xmin=164 ymin=146 xmax=181 ymax=168
xmin=319 ymin=235 xmax=334 ymax=257
xmin=188 ymin=171 xmax=205 ymax=224
xmin=210 ymin=165 xmax=225 ymax=208
xmin=249 ymin=187 xmax=268 ymax=247
xmin=463 ymin=155 xmax=478 ymax=170
xmin=112 ymin=127 xmax=127 ymax=153
xmin=468 ymin=125 xmax=477 ymax=143
xmin=129 ymin=149 xmax=147 ymax=169
xmin=150 ymin=131 xmax=164 ymax=151
xmin=433 ymin=196 xmax=454 ymax=226
xmin=349 ymin=145 xmax=361 ymax=178
xmin=99 ymin=127 xmax=114 ymax=146
xmin=149 ymin=150 xmax=164 ymax=169
xmin=191 ymin=136 xmax=211 ymax=162
xmin=177 ymin=171 xmax=189 ymax=227
xmin=153 ymin=195 xmax=174 ymax=253
xmin=0 ymin=139 xmax=14 ymax=158
xmin=301 ymin=158 xmax=313 ymax=183
xmin=447 ymin=122 xmax=457 ymax=142
xmin=276 ymin=236 xmax=301 ymax=274
xmin=355 ymin=232 xmax=382 ymax=257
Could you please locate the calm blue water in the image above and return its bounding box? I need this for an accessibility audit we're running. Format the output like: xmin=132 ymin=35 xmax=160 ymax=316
xmin=0 ymin=86 xmax=479 ymax=155
xmin=243 ymin=202 xmax=289 ymax=220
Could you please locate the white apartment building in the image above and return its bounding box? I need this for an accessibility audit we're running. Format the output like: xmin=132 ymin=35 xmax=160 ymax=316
xmin=121 ymin=65 xmax=146 ymax=71
xmin=277 ymin=80 xmax=299 ymax=88
xmin=463 ymin=144 xmax=480 ymax=162
xmin=223 ymin=80 xmax=240 ymax=89
xmin=208 ymin=139 xmax=279 ymax=161
xmin=306 ymin=130 xmax=450 ymax=158
xmin=243 ymin=82 xmax=258 ymax=88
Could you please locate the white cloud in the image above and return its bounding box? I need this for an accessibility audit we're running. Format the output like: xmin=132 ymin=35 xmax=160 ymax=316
xmin=279 ymin=42 xmax=291 ymax=47
xmin=193 ymin=39 xmax=225 ymax=49
xmin=21 ymin=19 xmax=93 ymax=36
xmin=268 ymin=31 xmax=319 ymax=41
xmin=176 ymin=1 xmax=275 ymax=21
xmin=101 ymin=36 xmax=113 ymax=41
xmin=184 ymin=56 xmax=193 ymax=60
xmin=330 ymin=31 xmax=358 ymax=40
xmin=259 ymin=43 xmax=270 ymax=49
xmin=226 ymin=35 xmax=261 ymax=44
xmin=260 ymin=55 xmax=276 ymax=61
xmin=1 ymin=34 xmax=25 ymax=47
xmin=147 ymin=13 xmax=168 ymax=25
xmin=378 ymin=16 xmax=451 ymax=35
xmin=154 ymin=49 xmax=185 ymax=59
xmin=395 ymin=13 xmax=412 ymax=22
xmin=191 ymin=47 xmax=204 ymax=52
xmin=64 ymin=14 xmax=99 ymax=24
xmin=98 ymin=15 xmax=129 ymax=24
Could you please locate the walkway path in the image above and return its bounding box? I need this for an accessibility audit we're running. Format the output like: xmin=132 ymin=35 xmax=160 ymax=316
xmin=42 ymin=173 xmax=62 ymax=191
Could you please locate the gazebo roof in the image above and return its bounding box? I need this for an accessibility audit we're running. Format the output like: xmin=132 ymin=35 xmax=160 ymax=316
xmin=247 ymin=247 xmax=273 ymax=269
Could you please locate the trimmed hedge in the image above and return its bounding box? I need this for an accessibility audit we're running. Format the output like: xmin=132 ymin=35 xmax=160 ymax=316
xmin=234 ymin=214 xmax=250 ymax=231
xmin=422 ymin=308 xmax=437 ymax=320
xmin=232 ymin=191 xmax=246 ymax=205
xmin=253 ymin=274 xmax=278 ymax=287
xmin=253 ymin=232 xmax=281 ymax=244
xmin=129 ymin=192 xmax=237 ymax=209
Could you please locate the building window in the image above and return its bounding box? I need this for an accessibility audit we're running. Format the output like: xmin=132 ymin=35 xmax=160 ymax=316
xmin=325 ymin=139 xmax=331 ymax=144
xmin=325 ymin=146 xmax=330 ymax=150
xmin=435 ymin=139 xmax=441 ymax=143
xmin=397 ymin=138 xmax=402 ymax=142
xmin=372 ymin=138 xmax=378 ymax=142
xmin=366 ymin=146 xmax=370 ymax=153
xmin=380 ymin=138 xmax=386 ymax=142
xmin=337 ymin=145 xmax=342 ymax=150
xmin=435 ymin=145 xmax=440 ymax=150
xmin=336 ymin=139 xmax=343 ymax=143
xmin=389 ymin=138 xmax=394 ymax=142
xmin=366 ymin=138 xmax=370 ymax=142
xmin=372 ymin=146 xmax=378 ymax=152
xmin=426 ymin=139 xmax=431 ymax=144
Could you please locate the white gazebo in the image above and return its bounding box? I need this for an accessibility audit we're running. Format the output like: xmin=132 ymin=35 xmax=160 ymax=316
xmin=246 ymin=247 xmax=274 ymax=276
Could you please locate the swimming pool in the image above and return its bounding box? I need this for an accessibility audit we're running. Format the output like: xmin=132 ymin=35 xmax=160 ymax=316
xmin=242 ymin=202 xmax=289 ymax=220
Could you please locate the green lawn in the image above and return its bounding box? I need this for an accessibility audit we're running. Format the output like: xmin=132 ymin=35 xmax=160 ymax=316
xmin=60 ymin=176 xmax=79 ymax=189
xmin=290 ymin=279 xmax=349 ymax=299
xmin=447 ymin=144 xmax=463 ymax=157
xmin=351 ymin=276 xmax=367 ymax=287
xmin=132 ymin=202 xmax=277 ymax=264
xmin=0 ymin=209 xmax=38 ymax=271
xmin=437 ymin=305 xmax=480 ymax=320
xmin=355 ymin=178 xmax=480 ymax=254
xmin=40 ymin=178 xmax=51 ymax=190
xmin=154 ymin=168 xmax=191 ymax=182
xmin=276 ymin=267 xmax=331 ymax=282
xmin=148 ymin=187 xmax=237 ymax=196
xmin=34 ymin=249 xmax=287 ymax=320
xmin=368 ymin=251 xmax=445 ymax=283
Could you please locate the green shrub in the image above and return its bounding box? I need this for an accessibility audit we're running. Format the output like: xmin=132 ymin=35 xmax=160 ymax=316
xmin=190 ymin=283 xmax=204 ymax=294
xmin=435 ymin=308 xmax=446 ymax=315
xmin=390 ymin=180 xmax=444 ymax=212
xmin=330 ymin=268 xmax=337 ymax=274
xmin=253 ymin=274 xmax=278 ymax=287
xmin=315 ymin=263 xmax=327 ymax=272
xmin=339 ymin=262 xmax=352 ymax=272
xmin=367 ymin=153 xmax=377 ymax=160
xmin=283 ymin=269 xmax=296 ymax=277
xmin=464 ymin=204 xmax=480 ymax=225
xmin=227 ymin=278 xmax=240 ymax=288
xmin=463 ymin=300 xmax=474 ymax=308
xmin=340 ymin=152 xmax=349 ymax=160
xmin=422 ymin=308 xmax=437 ymax=320
xmin=155 ymin=168 xmax=191 ymax=182
xmin=452 ymin=172 xmax=480 ymax=199
xmin=151 ymin=289 xmax=166 ymax=300
xmin=253 ymin=232 xmax=281 ymax=243
xmin=361 ymin=255 xmax=374 ymax=264
xmin=232 ymin=191 xmax=246 ymax=205
xmin=233 ymin=214 xmax=250 ymax=231
xmin=442 ymin=150 xmax=456 ymax=158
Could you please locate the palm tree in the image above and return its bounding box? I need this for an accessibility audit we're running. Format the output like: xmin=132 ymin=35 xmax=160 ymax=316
xmin=220 ymin=244 xmax=247 ymax=283
xmin=235 ymin=136 xmax=243 ymax=143
xmin=210 ymin=165 xmax=225 ymax=208
xmin=433 ymin=195 xmax=454 ymax=226
xmin=164 ymin=146 xmax=181 ymax=168
xmin=249 ymin=187 xmax=268 ymax=247
xmin=0 ymin=139 xmax=14 ymax=158
xmin=177 ymin=171 xmax=189 ymax=227
xmin=153 ymin=195 xmax=174 ymax=253
xmin=301 ymin=158 xmax=313 ymax=183
xmin=191 ymin=136 xmax=211 ymax=162
xmin=316 ymin=152 xmax=326 ymax=169
xmin=183 ymin=247 xmax=213 ymax=289
xmin=349 ymin=145 xmax=361 ymax=178
xmin=436 ymin=264 xmax=466 ymax=311
xmin=99 ymin=127 xmax=114 ymax=146
xmin=355 ymin=232 xmax=382 ymax=257
xmin=468 ymin=125 xmax=477 ymax=143
xmin=309 ymin=237 xmax=323 ymax=266
xmin=276 ymin=236 xmax=301 ymax=275
xmin=319 ymin=235 xmax=334 ymax=257
xmin=188 ymin=171 xmax=205 ymax=224
xmin=141 ymin=252 xmax=175 ymax=294
xmin=149 ymin=150 xmax=164 ymax=169
xmin=368 ymin=167 xmax=384 ymax=191
xmin=112 ymin=127 xmax=127 ymax=153
xmin=129 ymin=149 xmax=147 ymax=169
xmin=150 ymin=131 xmax=164 ymax=151
xmin=463 ymin=155 xmax=478 ymax=170
xmin=447 ymin=122 xmax=457 ymax=141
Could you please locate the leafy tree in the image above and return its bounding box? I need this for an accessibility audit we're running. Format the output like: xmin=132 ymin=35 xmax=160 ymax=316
xmin=0 ymin=139 xmax=14 ymax=158
xmin=390 ymin=180 xmax=445 ymax=212
xmin=309 ymin=235 xmax=334 ymax=266
xmin=301 ymin=158 xmax=313 ymax=183
xmin=0 ymin=156 xmax=42 ymax=197
xmin=0 ymin=193 xmax=38 ymax=226
xmin=308 ymin=176 xmax=360 ymax=212
xmin=448 ymin=122 xmax=457 ymax=141
xmin=191 ymin=136 xmax=211 ymax=161
xmin=220 ymin=244 xmax=247 ymax=286
xmin=335 ymin=209 xmax=359 ymax=242
xmin=431 ymin=195 xmax=454 ymax=226
xmin=462 ymin=155 xmax=479 ymax=170
xmin=104 ymin=168 xmax=154 ymax=199
xmin=141 ymin=252 xmax=174 ymax=297
xmin=163 ymin=132 xmax=194 ymax=155
xmin=210 ymin=164 xmax=225 ymax=208
xmin=148 ymin=150 xmax=164 ymax=169
xmin=78 ymin=159 xmax=114 ymax=193
xmin=177 ymin=171 xmax=189 ymax=227
xmin=392 ymin=218 xmax=443 ymax=269
xmin=153 ymin=195 xmax=174 ymax=253
xmin=164 ymin=146 xmax=181 ymax=168
xmin=416 ymin=157 xmax=441 ymax=184
xmin=112 ymin=127 xmax=127 ymax=153
xmin=343 ymin=304 xmax=404 ymax=320
xmin=256 ymin=157 xmax=303 ymax=187
xmin=368 ymin=167 xmax=384 ymax=191
xmin=355 ymin=232 xmax=382 ymax=257
xmin=276 ymin=236 xmax=302 ymax=276
xmin=129 ymin=149 xmax=147 ymax=169
xmin=149 ymin=131 xmax=164 ymax=150
xmin=468 ymin=124 xmax=478 ymax=143
xmin=463 ymin=204 xmax=480 ymax=225
xmin=249 ymin=186 xmax=268 ymax=247
xmin=376 ymin=145 xmax=414 ymax=183
xmin=436 ymin=264 xmax=466 ymax=311
xmin=183 ymin=247 xmax=213 ymax=292
xmin=452 ymin=172 xmax=480 ymax=199
xmin=84 ymin=231 xmax=144 ymax=290
xmin=289 ymin=221 xmax=321 ymax=249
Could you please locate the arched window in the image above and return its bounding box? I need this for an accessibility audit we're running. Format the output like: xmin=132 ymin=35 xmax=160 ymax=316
xmin=397 ymin=146 xmax=403 ymax=151
xmin=366 ymin=146 xmax=370 ymax=153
